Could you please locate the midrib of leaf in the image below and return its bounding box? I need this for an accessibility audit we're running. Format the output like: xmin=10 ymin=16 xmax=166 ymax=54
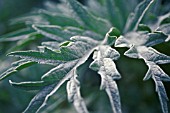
xmin=9 ymin=80 xmax=49 ymax=91
xmin=7 ymin=50 xmax=65 ymax=65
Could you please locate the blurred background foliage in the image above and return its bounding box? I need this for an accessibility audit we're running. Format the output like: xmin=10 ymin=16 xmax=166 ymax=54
xmin=0 ymin=1 xmax=58 ymax=113
xmin=0 ymin=0 xmax=170 ymax=113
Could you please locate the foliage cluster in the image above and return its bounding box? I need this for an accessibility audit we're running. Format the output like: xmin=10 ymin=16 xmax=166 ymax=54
xmin=0 ymin=0 xmax=170 ymax=113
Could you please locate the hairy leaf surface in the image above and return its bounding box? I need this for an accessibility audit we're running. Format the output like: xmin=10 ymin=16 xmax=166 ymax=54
xmin=116 ymin=25 xmax=170 ymax=113
xmin=90 ymin=45 xmax=121 ymax=113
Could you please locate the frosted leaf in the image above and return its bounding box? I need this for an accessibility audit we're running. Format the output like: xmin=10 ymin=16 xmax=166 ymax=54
xmin=7 ymin=48 xmax=66 ymax=65
xmin=124 ymin=0 xmax=154 ymax=32
xmin=124 ymin=45 xmax=139 ymax=58
xmin=66 ymin=0 xmax=112 ymax=35
xmin=89 ymin=45 xmax=121 ymax=113
xmin=41 ymin=41 xmax=60 ymax=50
xmin=156 ymin=24 xmax=170 ymax=36
xmin=114 ymin=36 xmax=130 ymax=48
xmin=9 ymin=80 xmax=48 ymax=91
xmin=67 ymin=71 xmax=89 ymax=113
xmin=124 ymin=31 xmax=167 ymax=47
xmin=152 ymin=76 xmax=169 ymax=113
xmin=138 ymin=47 xmax=170 ymax=64
xmin=23 ymin=84 xmax=56 ymax=113
xmin=41 ymin=60 xmax=78 ymax=83
xmin=0 ymin=59 xmax=36 ymax=80
xmin=144 ymin=61 xmax=170 ymax=81
xmin=33 ymin=25 xmax=82 ymax=42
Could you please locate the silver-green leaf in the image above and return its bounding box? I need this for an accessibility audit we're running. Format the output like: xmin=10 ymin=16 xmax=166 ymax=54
xmin=124 ymin=0 xmax=154 ymax=33
xmin=0 ymin=59 xmax=36 ymax=80
xmin=66 ymin=0 xmax=112 ymax=35
xmin=90 ymin=45 xmax=121 ymax=113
